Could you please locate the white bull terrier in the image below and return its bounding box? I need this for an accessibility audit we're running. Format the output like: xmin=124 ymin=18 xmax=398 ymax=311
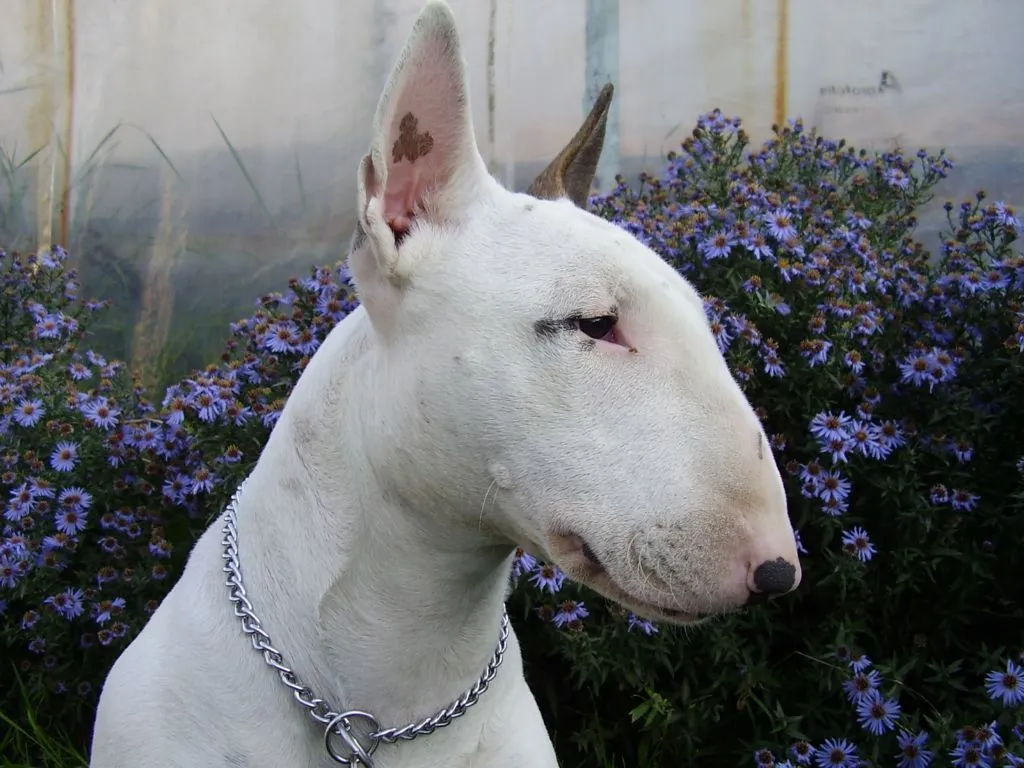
xmin=90 ymin=2 xmax=801 ymax=765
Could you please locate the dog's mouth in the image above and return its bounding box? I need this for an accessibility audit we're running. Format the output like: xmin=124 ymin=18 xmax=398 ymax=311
xmin=545 ymin=532 xmax=709 ymax=625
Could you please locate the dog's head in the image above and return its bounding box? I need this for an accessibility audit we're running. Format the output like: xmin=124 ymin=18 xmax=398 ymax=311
xmin=350 ymin=1 xmax=800 ymax=624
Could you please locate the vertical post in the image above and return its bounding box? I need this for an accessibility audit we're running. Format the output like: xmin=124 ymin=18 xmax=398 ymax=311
xmin=27 ymin=0 xmax=75 ymax=252
xmin=59 ymin=0 xmax=76 ymax=246
xmin=773 ymin=0 xmax=789 ymax=130
xmin=585 ymin=0 xmax=619 ymax=194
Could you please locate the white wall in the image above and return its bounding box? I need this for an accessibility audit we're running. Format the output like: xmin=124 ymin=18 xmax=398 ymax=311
xmin=3 ymin=0 xmax=1022 ymax=233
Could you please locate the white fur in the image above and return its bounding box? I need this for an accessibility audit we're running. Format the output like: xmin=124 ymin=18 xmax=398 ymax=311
xmin=90 ymin=3 xmax=800 ymax=766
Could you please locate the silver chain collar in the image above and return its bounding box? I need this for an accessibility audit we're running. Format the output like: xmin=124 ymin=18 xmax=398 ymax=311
xmin=220 ymin=482 xmax=511 ymax=767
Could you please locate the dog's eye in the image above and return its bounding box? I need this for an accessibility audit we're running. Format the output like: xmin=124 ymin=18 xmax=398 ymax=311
xmin=575 ymin=315 xmax=617 ymax=341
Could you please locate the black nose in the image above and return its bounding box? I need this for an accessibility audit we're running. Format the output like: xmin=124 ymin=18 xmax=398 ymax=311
xmin=751 ymin=557 xmax=797 ymax=597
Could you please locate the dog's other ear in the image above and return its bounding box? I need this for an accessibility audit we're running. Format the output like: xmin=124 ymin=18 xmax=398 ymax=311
xmin=527 ymin=82 xmax=614 ymax=208
xmin=355 ymin=1 xmax=486 ymax=285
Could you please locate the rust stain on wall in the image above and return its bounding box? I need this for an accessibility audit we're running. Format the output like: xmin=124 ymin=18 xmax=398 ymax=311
xmin=59 ymin=0 xmax=76 ymax=246
xmin=774 ymin=0 xmax=789 ymax=129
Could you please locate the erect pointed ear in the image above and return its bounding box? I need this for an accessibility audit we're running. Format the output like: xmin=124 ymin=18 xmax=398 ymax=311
xmin=527 ymin=82 xmax=614 ymax=208
xmin=355 ymin=1 xmax=486 ymax=283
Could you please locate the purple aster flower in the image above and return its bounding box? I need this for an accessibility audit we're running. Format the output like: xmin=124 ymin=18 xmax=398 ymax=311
xmin=552 ymin=599 xmax=589 ymax=628
xmin=0 ymin=554 xmax=26 ymax=589
xmin=164 ymin=396 xmax=187 ymax=426
xmin=928 ymin=484 xmax=950 ymax=505
xmin=842 ymin=527 xmax=875 ymax=562
xmin=80 ymin=397 xmax=121 ymax=430
xmin=764 ymin=209 xmax=798 ymax=241
xmin=951 ymin=489 xmax=980 ymax=511
xmin=67 ymin=362 xmax=92 ymax=382
xmin=974 ymin=722 xmax=1001 ymax=750
xmin=263 ymin=321 xmax=302 ymax=354
xmin=44 ymin=587 xmax=86 ymax=620
xmin=189 ymin=466 xmax=217 ymax=495
xmin=49 ymin=441 xmax=80 ymax=472
xmin=814 ymin=737 xmax=859 ymax=767
xmin=192 ymin=391 xmax=224 ymax=424
xmin=985 ymin=660 xmax=1024 ymax=707
xmin=948 ymin=740 xmax=989 ymax=767
xmin=34 ymin=312 xmax=65 ymax=339
xmin=699 ymin=230 xmax=737 ymax=260
xmin=849 ymin=653 xmax=872 ymax=674
xmin=845 ymin=421 xmax=881 ymax=458
xmin=789 ymin=740 xmax=814 ymax=765
xmin=948 ymin=439 xmax=974 ymax=463
xmin=818 ymin=471 xmax=852 ymax=503
xmin=529 ymin=563 xmax=566 ymax=594
xmin=993 ymin=201 xmax=1021 ymax=227
xmin=13 ymin=399 xmax=45 ymax=428
xmin=761 ymin=349 xmax=786 ymax=378
xmin=884 ymin=167 xmax=910 ymax=190
xmin=58 ymin=487 xmax=93 ymax=514
xmin=823 ymin=438 xmax=852 ymax=465
xmin=809 ymin=411 xmax=851 ymax=443
xmin=626 ymin=612 xmax=658 ymax=635
xmin=800 ymin=339 xmax=832 ymax=367
xmin=843 ymin=668 xmax=882 ymax=703
xmin=895 ymin=730 xmax=933 ymax=768
xmin=54 ymin=507 xmax=88 ymax=536
xmin=709 ymin=319 xmax=734 ymax=354
xmin=510 ymin=547 xmax=537 ymax=580
xmin=162 ymin=474 xmax=192 ymax=504
xmin=744 ymin=233 xmax=773 ymax=260
xmin=847 ymin=211 xmax=872 ymax=230
xmin=843 ymin=350 xmax=865 ymax=374
xmin=90 ymin=597 xmax=126 ymax=625
xmin=4 ymin=489 xmax=34 ymax=523
xmin=148 ymin=539 xmax=173 ymax=559
xmin=898 ymin=352 xmax=932 ymax=388
xmin=856 ymin=690 xmax=901 ymax=735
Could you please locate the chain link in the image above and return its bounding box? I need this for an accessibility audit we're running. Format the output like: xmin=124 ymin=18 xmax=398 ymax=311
xmin=220 ymin=481 xmax=510 ymax=766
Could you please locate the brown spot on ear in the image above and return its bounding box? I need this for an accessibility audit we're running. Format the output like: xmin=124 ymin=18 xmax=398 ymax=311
xmin=757 ymin=432 xmax=764 ymax=460
xmin=392 ymin=112 xmax=434 ymax=164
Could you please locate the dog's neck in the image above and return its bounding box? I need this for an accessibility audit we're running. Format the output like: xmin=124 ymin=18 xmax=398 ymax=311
xmin=231 ymin=308 xmax=515 ymax=729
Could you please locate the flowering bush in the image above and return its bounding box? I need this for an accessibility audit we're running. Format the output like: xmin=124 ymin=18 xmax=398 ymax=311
xmin=0 ymin=247 xmax=211 ymax=738
xmin=3 ymin=111 xmax=1024 ymax=767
